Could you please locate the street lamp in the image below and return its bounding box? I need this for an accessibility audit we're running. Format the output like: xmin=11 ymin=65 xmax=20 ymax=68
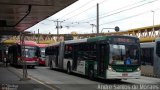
xmin=90 ymin=24 xmax=96 ymax=33
xmin=101 ymin=26 xmax=120 ymax=33
xmin=20 ymin=31 xmax=31 ymax=81
xmin=151 ymin=10 xmax=155 ymax=31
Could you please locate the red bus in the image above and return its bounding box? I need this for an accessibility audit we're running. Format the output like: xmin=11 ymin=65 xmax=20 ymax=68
xmin=37 ymin=44 xmax=46 ymax=66
xmin=8 ymin=41 xmax=40 ymax=68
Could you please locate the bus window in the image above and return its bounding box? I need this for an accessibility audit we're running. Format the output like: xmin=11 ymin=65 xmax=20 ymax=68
xmin=141 ymin=48 xmax=153 ymax=65
xmin=22 ymin=48 xmax=36 ymax=58
xmin=110 ymin=44 xmax=139 ymax=65
xmin=41 ymin=51 xmax=45 ymax=58
xmin=64 ymin=45 xmax=72 ymax=59
xmin=156 ymin=42 xmax=160 ymax=57
xmin=110 ymin=45 xmax=125 ymax=64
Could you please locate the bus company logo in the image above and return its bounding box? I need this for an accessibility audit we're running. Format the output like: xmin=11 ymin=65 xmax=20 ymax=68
xmin=1 ymin=84 xmax=18 ymax=90
xmin=139 ymin=84 xmax=159 ymax=90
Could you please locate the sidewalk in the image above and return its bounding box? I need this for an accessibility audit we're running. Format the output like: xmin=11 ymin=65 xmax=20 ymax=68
xmin=0 ymin=62 xmax=56 ymax=90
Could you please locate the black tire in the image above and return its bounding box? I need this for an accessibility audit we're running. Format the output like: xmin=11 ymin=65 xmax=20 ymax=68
xmin=115 ymin=79 xmax=122 ymax=81
xmin=67 ymin=62 xmax=71 ymax=74
xmin=31 ymin=65 xmax=35 ymax=69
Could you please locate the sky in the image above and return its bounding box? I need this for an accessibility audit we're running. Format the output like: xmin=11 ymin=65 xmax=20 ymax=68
xmin=26 ymin=0 xmax=160 ymax=34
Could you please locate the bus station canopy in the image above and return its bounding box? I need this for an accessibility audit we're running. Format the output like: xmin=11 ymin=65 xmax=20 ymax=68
xmin=0 ymin=0 xmax=77 ymax=36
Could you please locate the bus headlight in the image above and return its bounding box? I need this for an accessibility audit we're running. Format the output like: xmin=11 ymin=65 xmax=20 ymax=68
xmin=108 ymin=67 xmax=112 ymax=71
xmin=36 ymin=58 xmax=39 ymax=61
xmin=41 ymin=59 xmax=44 ymax=61
xmin=137 ymin=68 xmax=141 ymax=71
xmin=17 ymin=58 xmax=21 ymax=61
xmin=108 ymin=66 xmax=115 ymax=72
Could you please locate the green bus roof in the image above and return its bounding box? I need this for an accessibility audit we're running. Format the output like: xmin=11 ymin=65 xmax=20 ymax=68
xmin=87 ymin=36 xmax=109 ymax=42
xmin=87 ymin=35 xmax=138 ymax=42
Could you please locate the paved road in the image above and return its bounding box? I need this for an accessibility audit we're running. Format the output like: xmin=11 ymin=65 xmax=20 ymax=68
xmin=15 ymin=66 xmax=160 ymax=90
xmin=0 ymin=63 xmax=56 ymax=90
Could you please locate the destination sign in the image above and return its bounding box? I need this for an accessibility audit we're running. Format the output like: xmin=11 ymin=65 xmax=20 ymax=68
xmin=111 ymin=37 xmax=137 ymax=43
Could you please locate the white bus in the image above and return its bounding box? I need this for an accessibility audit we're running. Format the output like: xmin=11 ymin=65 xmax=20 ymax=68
xmin=154 ymin=38 xmax=160 ymax=77
xmin=46 ymin=35 xmax=141 ymax=80
xmin=140 ymin=38 xmax=160 ymax=77
xmin=140 ymin=42 xmax=154 ymax=76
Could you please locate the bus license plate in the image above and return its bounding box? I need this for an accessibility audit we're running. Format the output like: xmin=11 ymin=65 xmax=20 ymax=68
xmin=122 ymin=73 xmax=128 ymax=77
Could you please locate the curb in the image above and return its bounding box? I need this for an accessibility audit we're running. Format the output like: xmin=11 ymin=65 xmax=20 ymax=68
xmin=7 ymin=66 xmax=57 ymax=90
xmin=141 ymin=74 xmax=159 ymax=78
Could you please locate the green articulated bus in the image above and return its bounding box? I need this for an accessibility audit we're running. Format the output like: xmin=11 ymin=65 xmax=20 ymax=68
xmin=45 ymin=35 xmax=141 ymax=80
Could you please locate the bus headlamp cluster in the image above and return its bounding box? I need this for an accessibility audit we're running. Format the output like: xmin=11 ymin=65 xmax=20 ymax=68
xmin=17 ymin=58 xmax=21 ymax=61
xmin=136 ymin=68 xmax=141 ymax=71
xmin=108 ymin=66 xmax=116 ymax=72
xmin=108 ymin=67 xmax=112 ymax=71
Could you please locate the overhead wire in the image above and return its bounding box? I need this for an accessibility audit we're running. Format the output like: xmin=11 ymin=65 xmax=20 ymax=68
xmin=64 ymin=8 xmax=160 ymax=30
xmin=81 ymin=0 xmax=159 ymax=22
xmin=59 ymin=0 xmax=96 ymax=20
xmin=62 ymin=0 xmax=158 ymax=26
xmin=99 ymin=0 xmax=159 ymax=19
xmin=63 ymin=5 xmax=96 ymax=21
xmin=79 ymin=0 xmax=147 ymax=22
xmin=46 ymin=0 xmax=159 ymax=31
xmin=100 ymin=8 xmax=160 ymax=26
xmin=63 ymin=0 xmax=108 ymax=22
xmin=100 ymin=12 xmax=149 ymax=26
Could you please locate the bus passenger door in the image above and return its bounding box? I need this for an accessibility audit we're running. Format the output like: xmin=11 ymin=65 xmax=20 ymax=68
xmin=58 ymin=42 xmax=65 ymax=69
xmin=72 ymin=45 xmax=78 ymax=70
xmin=97 ymin=43 xmax=108 ymax=78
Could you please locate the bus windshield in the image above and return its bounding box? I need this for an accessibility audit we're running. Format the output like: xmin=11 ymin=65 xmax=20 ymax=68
xmin=40 ymin=48 xmax=45 ymax=57
xmin=22 ymin=46 xmax=36 ymax=58
xmin=109 ymin=44 xmax=139 ymax=65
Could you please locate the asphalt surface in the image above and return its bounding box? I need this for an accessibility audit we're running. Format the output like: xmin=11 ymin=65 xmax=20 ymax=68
xmin=1 ymin=62 xmax=160 ymax=90
xmin=0 ymin=62 xmax=56 ymax=90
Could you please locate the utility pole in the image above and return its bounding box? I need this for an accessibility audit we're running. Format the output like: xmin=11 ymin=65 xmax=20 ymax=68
xmin=96 ymin=3 xmax=99 ymax=36
xmin=37 ymin=29 xmax=39 ymax=44
xmin=20 ymin=32 xmax=28 ymax=81
xmin=55 ymin=19 xmax=63 ymax=42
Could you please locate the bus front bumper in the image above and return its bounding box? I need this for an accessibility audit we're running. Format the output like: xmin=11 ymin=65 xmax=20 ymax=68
xmin=106 ymin=70 xmax=141 ymax=79
xmin=18 ymin=61 xmax=38 ymax=66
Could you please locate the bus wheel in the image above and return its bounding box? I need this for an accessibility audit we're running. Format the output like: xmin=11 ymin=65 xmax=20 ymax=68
xmin=116 ymin=79 xmax=122 ymax=81
xmin=88 ymin=69 xmax=94 ymax=80
xmin=67 ymin=63 xmax=71 ymax=74
xmin=31 ymin=65 xmax=35 ymax=69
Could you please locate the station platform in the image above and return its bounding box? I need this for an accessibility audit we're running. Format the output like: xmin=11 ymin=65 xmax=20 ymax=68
xmin=0 ymin=62 xmax=55 ymax=90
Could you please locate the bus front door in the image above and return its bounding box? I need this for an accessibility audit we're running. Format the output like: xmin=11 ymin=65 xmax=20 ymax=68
xmin=97 ymin=43 xmax=108 ymax=78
